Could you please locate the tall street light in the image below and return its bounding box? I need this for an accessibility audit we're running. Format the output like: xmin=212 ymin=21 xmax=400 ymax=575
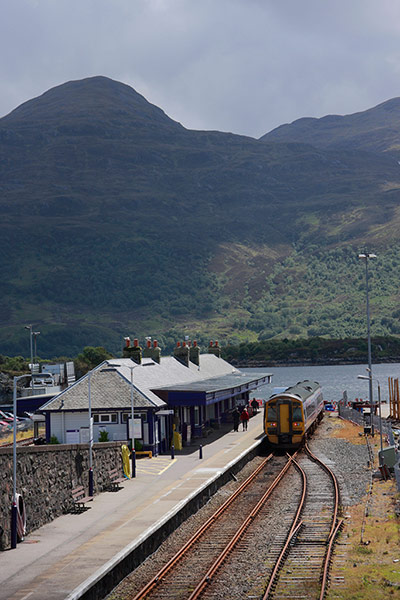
xmin=122 ymin=360 xmax=138 ymax=478
xmin=24 ymin=325 xmax=34 ymax=393
xmin=105 ymin=360 xmax=137 ymax=476
xmin=11 ymin=371 xmax=52 ymax=549
xmin=86 ymin=361 xmax=131 ymax=495
xmin=358 ymin=252 xmax=376 ymax=431
xmin=87 ymin=368 xmax=94 ymax=496
xmin=358 ymin=373 xmax=384 ymax=462
xmin=33 ymin=331 xmax=40 ymax=365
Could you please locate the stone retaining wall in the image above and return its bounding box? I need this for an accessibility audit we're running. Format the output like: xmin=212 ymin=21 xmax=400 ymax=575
xmin=0 ymin=441 xmax=127 ymax=550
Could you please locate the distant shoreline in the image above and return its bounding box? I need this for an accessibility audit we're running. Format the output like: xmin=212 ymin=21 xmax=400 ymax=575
xmin=233 ymin=358 xmax=400 ymax=368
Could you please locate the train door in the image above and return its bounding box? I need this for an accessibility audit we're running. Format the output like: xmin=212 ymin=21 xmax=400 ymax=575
xmin=277 ymin=399 xmax=291 ymax=444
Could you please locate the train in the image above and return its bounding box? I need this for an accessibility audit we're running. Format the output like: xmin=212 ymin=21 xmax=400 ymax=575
xmin=264 ymin=380 xmax=324 ymax=448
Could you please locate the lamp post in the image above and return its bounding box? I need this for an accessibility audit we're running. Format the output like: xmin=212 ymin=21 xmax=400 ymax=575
xmin=24 ymin=325 xmax=34 ymax=393
xmin=33 ymin=331 xmax=40 ymax=365
xmin=358 ymin=252 xmax=376 ymax=432
xmin=11 ymin=371 xmax=53 ymax=549
xmin=85 ymin=360 xmax=137 ymax=494
xmin=358 ymin=373 xmax=384 ymax=459
xmin=106 ymin=360 xmax=137 ymax=477
xmin=124 ymin=361 xmax=137 ymax=478
xmin=87 ymin=369 xmax=94 ymax=496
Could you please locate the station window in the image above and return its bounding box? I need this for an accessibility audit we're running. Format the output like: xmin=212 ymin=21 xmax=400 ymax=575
xmin=93 ymin=413 xmax=117 ymax=424
xmin=121 ymin=412 xmax=147 ymax=423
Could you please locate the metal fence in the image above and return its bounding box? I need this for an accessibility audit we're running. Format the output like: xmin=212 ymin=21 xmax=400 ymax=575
xmin=338 ymin=404 xmax=394 ymax=438
xmin=338 ymin=404 xmax=400 ymax=490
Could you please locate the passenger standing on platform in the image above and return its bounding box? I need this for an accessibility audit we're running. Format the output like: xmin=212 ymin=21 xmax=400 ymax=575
xmin=232 ymin=408 xmax=240 ymax=432
xmin=251 ymin=398 xmax=259 ymax=415
xmin=240 ymin=408 xmax=249 ymax=431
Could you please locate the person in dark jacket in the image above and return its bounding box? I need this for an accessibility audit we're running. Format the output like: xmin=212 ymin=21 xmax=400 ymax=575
xmin=240 ymin=408 xmax=249 ymax=431
xmin=232 ymin=408 xmax=240 ymax=432
xmin=251 ymin=398 xmax=259 ymax=415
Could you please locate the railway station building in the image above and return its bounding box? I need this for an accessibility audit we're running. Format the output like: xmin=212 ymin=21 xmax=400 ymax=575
xmin=40 ymin=340 xmax=271 ymax=453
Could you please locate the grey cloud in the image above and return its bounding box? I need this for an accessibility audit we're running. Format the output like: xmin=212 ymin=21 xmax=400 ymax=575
xmin=1 ymin=1 xmax=400 ymax=137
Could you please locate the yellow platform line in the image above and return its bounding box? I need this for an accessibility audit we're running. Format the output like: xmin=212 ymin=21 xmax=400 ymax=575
xmin=136 ymin=458 xmax=176 ymax=475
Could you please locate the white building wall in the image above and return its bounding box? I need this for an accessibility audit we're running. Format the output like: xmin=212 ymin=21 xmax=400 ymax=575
xmin=50 ymin=411 xmax=154 ymax=444
xmin=52 ymin=411 xmax=131 ymax=443
xmin=50 ymin=413 xmax=63 ymax=443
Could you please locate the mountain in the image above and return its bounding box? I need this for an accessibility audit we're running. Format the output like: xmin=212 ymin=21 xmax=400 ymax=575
xmin=1 ymin=77 xmax=400 ymax=356
xmin=260 ymin=98 xmax=400 ymax=155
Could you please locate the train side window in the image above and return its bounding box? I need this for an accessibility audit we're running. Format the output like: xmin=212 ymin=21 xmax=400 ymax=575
xmin=267 ymin=403 xmax=277 ymax=420
xmin=292 ymin=405 xmax=302 ymax=420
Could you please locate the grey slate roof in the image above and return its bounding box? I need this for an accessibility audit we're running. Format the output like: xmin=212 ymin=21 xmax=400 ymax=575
xmin=40 ymin=367 xmax=165 ymax=412
xmin=153 ymin=371 xmax=271 ymax=394
xmin=41 ymin=353 xmax=270 ymax=413
xmin=107 ymin=354 xmax=239 ymax=406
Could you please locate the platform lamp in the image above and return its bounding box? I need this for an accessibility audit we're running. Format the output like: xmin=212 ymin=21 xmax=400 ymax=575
xmin=104 ymin=360 xmax=137 ymax=477
xmin=24 ymin=325 xmax=34 ymax=393
xmin=87 ymin=368 xmax=94 ymax=496
xmin=33 ymin=331 xmax=40 ymax=365
xmin=358 ymin=372 xmax=384 ymax=461
xmin=358 ymin=252 xmax=376 ymax=433
xmin=123 ymin=360 xmax=138 ymax=478
xmin=87 ymin=360 xmax=137 ymax=495
xmin=11 ymin=371 xmax=53 ymax=549
xmin=87 ymin=362 xmax=114 ymax=496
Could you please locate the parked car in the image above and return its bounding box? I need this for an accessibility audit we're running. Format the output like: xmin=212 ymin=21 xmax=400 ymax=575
xmin=0 ymin=410 xmax=14 ymax=422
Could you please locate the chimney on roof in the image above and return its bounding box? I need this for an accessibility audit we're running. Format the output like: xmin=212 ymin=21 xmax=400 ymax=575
xmin=189 ymin=339 xmax=200 ymax=366
xmin=143 ymin=338 xmax=161 ymax=364
xmin=122 ymin=337 xmax=142 ymax=364
xmin=208 ymin=339 xmax=221 ymax=358
xmin=174 ymin=341 xmax=190 ymax=367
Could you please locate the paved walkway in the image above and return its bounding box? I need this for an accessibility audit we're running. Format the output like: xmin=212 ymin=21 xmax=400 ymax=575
xmin=1 ymin=413 xmax=265 ymax=600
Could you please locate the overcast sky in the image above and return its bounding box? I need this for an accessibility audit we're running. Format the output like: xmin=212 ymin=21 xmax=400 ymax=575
xmin=2 ymin=0 xmax=400 ymax=138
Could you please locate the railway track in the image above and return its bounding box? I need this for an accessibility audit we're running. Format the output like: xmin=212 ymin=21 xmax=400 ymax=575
xmin=130 ymin=453 xmax=290 ymax=600
xmin=0 ymin=436 xmax=34 ymax=447
xmin=262 ymin=444 xmax=342 ymax=600
xmin=125 ymin=448 xmax=342 ymax=600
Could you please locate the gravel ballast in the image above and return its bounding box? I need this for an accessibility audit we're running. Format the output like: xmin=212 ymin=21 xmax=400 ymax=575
xmin=107 ymin=414 xmax=373 ymax=600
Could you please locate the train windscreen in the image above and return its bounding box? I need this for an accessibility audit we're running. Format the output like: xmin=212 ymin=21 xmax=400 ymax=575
xmin=292 ymin=404 xmax=302 ymax=420
xmin=267 ymin=402 xmax=277 ymax=420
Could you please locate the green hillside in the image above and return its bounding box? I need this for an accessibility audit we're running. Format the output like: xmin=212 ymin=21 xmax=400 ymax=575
xmin=1 ymin=77 xmax=400 ymax=356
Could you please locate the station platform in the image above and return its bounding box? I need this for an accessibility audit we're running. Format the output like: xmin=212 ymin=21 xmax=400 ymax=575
xmin=1 ymin=412 xmax=265 ymax=600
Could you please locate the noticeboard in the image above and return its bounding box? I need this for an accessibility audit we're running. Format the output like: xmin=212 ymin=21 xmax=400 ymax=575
xmin=128 ymin=418 xmax=143 ymax=439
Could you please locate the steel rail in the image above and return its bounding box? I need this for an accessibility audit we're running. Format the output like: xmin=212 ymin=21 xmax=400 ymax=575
xmin=319 ymin=519 xmax=344 ymax=600
xmin=262 ymin=453 xmax=306 ymax=600
xmin=131 ymin=453 xmax=274 ymax=600
xmin=1 ymin=436 xmax=35 ymax=448
xmin=304 ymin=444 xmax=341 ymax=600
xmin=187 ymin=454 xmax=296 ymax=600
xmin=305 ymin=444 xmax=340 ymax=541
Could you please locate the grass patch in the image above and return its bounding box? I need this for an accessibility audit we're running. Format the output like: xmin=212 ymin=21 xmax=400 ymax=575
xmin=0 ymin=426 xmax=34 ymax=445
xmin=327 ymin=426 xmax=400 ymax=599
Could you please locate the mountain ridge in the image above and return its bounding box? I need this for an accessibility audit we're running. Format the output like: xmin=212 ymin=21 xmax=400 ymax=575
xmin=261 ymin=97 xmax=400 ymax=155
xmin=1 ymin=77 xmax=400 ymax=356
xmin=2 ymin=76 xmax=184 ymax=131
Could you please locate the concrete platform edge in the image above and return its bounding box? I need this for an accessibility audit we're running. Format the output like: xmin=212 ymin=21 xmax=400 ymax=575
xmin=67 ymin=438 xmax=263 ymax=600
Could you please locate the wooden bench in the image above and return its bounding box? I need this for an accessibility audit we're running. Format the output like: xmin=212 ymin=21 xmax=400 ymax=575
xmin=135 ymin=450 xmax=152 ymax=458
xmin=71 ymin=485 xmax=93 ymax=512
xmin=108 ymin=468 xmax=125 ymax=491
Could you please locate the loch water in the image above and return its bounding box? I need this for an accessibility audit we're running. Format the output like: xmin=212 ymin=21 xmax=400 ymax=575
xmin=243 ymin=363 xmax=400 ymax=404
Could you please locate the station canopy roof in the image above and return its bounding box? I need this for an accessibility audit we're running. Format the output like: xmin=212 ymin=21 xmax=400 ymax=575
xmin=152 ymin=371 xmax=271 ymax=407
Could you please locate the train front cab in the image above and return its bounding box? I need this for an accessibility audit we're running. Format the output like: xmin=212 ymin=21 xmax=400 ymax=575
xmin=265 ymin=396 xmax=304 ymax=448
